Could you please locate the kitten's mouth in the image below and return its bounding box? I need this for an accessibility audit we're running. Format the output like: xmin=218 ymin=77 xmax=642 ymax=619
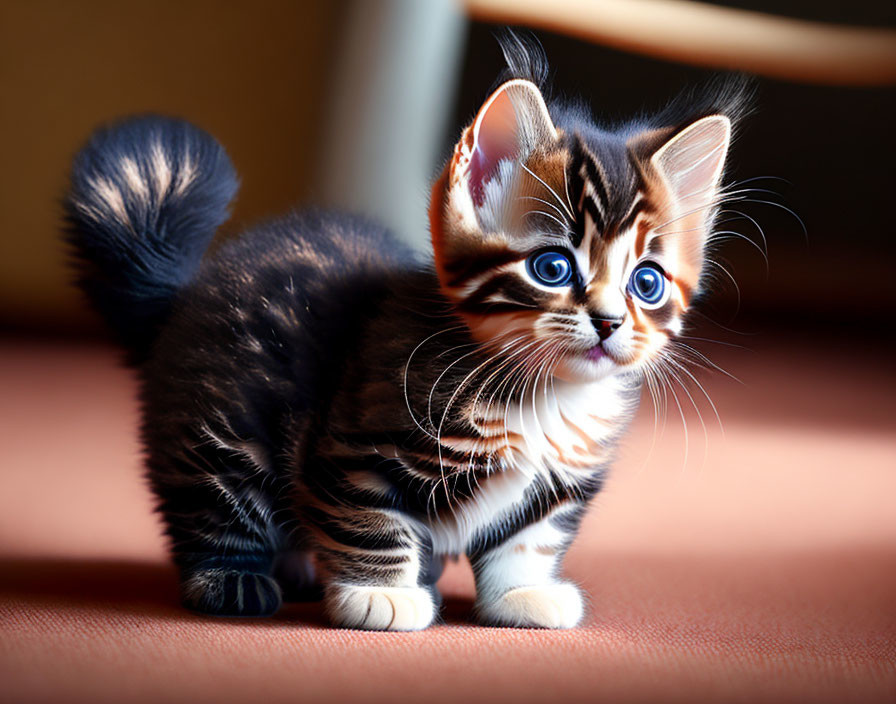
xmin=586 ymin=344 xmax=606 ymax=361
xmin=581 ymin=343 xmax=627 ymax=367
xmin=585 ymin=344 xmax=616 ymax=364
xmin=554 ymin=343 xmax=623 ymax=381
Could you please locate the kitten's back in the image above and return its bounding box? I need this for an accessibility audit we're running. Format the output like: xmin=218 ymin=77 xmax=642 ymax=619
xmin=142 ymin=209 xmax=418 ymax=466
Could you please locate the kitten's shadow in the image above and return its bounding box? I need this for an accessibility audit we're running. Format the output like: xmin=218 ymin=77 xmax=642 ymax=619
xmin=0 ymin=556 xmax=475 ymax=628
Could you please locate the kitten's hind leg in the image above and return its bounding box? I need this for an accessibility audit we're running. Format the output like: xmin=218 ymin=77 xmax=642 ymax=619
xmin=306 ymin=505 xmax=438 ymax=631
xmin=151 ymin=434 xmax=287 ymax=618
xmin=181 ymin=564 xmax=281 ymax=618
xmin=469 ymin=505 xmax=586 ymax=629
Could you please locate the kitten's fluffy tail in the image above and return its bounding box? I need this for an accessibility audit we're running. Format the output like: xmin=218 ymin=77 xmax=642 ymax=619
xmin=65 ymin=116 xmax=238 ymax=361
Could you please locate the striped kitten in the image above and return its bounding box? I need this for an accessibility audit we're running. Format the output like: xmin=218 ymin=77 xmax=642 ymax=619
xmin=65 ymin=45 xmax=747 ymax=630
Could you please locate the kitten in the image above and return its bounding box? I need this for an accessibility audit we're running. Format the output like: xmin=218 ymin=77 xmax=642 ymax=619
xmin=65 ymin=42 xmax=748 ymax=630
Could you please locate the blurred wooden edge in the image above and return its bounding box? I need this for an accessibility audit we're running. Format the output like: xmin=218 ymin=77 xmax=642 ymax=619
xmin=464 ymin=0 xmax=896 ymax=86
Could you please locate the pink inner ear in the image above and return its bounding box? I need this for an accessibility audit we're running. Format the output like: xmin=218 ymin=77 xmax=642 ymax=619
xmin=469 ymin=90 xmax=519 ymax=207
xmin=653 ymin=116 xmax=730 ymax=208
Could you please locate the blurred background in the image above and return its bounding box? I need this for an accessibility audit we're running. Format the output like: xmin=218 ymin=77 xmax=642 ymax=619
xmin=1 ymin=0 xmax=894 ymax=337
xmin=1 ymin=2 xmax=894 ymax=703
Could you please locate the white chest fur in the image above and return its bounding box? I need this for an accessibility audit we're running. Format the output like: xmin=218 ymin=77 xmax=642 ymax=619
xmin=429 ymin=375 xmax=632 ymax=554
xmin=428 ymin=465 xmax=533 ymax=554
xmin=490 ymin=375 xmax=631 ymax=475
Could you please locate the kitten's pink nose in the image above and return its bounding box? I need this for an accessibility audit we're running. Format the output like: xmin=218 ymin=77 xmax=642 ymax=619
xmin=591 ymin=315 xmax=623 ymax=341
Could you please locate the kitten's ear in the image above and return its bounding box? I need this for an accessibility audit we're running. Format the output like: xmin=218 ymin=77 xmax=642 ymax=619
xmin=644 ymin=115 xmax=731 ymax=297
xmin=650 ymin=115 xmax=731 ymax=211
xmin=467 ymin=79 xmax=557 ymax=205
xmin=431 ymin=79 xmax=558 ymax=286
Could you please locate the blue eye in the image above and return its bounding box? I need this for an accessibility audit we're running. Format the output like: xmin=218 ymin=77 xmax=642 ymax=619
xmin=527 ymin=250 xmax=574 ymax=287
xmin=629 ymin=263 xmax=668 ymax=307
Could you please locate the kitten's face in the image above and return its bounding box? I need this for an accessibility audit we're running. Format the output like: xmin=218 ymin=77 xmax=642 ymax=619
xmin=431 ymin=80 xmax=730 ymax=382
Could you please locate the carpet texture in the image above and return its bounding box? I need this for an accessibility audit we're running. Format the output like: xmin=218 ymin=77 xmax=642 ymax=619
xmin=1 ymin=337 xmax=894 ymax=703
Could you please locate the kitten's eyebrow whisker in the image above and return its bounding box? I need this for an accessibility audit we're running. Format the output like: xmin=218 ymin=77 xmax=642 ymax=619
xmin=651 ymin=182 xmax=785 ymax=234
xmin=718 ymin=208 xmax=769 ymax=253
xmin=726 ymin=175 xmax=792 ymax=188
xmin=517 ymin=195 xmax=570 ymax=224
xmin=522 ymin=209 xmax=572 ymax=233
xmin=712 ymin=230 xmax=769 ymax=271
xmin=735 ymin=197 xmax=808 ymax=244
xmin=561 ymin=166 xmax=576 ymax=218
xmin=653 ymin=201 xmax=723 ymax=233
xmin=519 ymin=162 xmax=577 ymax=221
xmin=649 ymin=226 xmax=705 ymax=236
xmin=721 ymin=186 xmax=785 ymax=199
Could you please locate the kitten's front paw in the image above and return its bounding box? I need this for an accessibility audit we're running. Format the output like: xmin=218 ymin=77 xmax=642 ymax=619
xmin=182 ymin=568 xmax=282 ymax=617
xmin=326 ymin=584 xmax=436 ymax=631
xmin=477 ymin=582 xmax=584 ymax=629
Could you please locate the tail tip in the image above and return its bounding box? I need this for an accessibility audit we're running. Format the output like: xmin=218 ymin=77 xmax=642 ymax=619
xmin=67 ymin=115 xmax=238 ymax=239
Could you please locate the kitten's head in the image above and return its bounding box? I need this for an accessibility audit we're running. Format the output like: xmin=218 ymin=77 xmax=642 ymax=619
xmin=430 ymin=45 xmax=749 ymax=382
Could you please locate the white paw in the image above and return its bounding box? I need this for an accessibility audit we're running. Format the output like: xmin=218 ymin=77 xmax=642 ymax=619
xmin=325 ymin=584 xmax=436 ymax=631
xmin=477 ymin=582 xmax=584 ymax=629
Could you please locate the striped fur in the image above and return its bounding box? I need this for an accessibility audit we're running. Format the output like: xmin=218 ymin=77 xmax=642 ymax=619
xmin=64 ymin=45 xmax=748 ymax=629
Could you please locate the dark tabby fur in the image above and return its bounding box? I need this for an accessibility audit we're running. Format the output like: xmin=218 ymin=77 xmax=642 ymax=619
xmin=65 ymin=42 xmax=749 ymax=629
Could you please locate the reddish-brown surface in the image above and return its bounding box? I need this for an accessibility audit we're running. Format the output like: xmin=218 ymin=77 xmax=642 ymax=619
xmin=1 ymin=337 xmax=894 ymax=703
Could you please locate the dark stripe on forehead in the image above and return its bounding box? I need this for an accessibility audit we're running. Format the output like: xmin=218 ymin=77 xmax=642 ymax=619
xmin=566 ymin=139 xmax=590 ymax=246
xmin=580 ymin=153 xmax=611 ymax=225
xmin=567 ymin=137 xmax=612 ymax=245
xmin=565 ymin=132 xmax=642 ymax=246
